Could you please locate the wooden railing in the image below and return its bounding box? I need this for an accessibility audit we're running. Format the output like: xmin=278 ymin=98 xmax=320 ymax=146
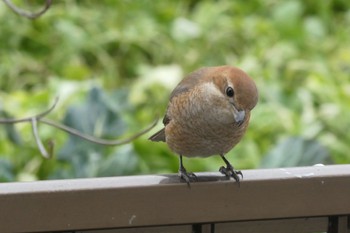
xmin=0 ymin=165 xmax=349 ymax=233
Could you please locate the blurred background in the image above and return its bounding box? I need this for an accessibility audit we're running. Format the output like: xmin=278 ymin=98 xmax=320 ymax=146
xmin=0 ymin=0 xmax=349 ymax=182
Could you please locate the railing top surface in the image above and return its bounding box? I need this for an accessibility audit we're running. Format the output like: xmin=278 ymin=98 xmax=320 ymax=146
xmin=1 ymin=164 xmax=348 ymax=193
xmin=0 ymin=164 xmax=350 ymax=232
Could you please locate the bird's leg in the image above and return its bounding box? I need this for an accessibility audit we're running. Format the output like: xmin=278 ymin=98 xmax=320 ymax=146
xmin=178 ymin=155 xmax=197 ymax=185
xmin=219 ymin=154 xmax=243 ymax=183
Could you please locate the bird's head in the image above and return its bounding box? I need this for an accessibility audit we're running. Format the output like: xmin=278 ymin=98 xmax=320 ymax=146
xmin=210 ymin=66 xmax=258 ymax=125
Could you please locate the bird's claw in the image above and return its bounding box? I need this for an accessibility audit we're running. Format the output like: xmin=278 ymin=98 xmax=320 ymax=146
xmin=219 ymin=165 xmax=243 ymax=184
xmin=179 ymin=167 xmax=197 ymax=186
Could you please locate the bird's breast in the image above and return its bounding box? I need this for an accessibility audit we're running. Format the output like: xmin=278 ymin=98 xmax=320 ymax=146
xmin=165 ymin=86 xmax=250 ymax=157
xmin=165 ymin=119 xmax=248 ymax=157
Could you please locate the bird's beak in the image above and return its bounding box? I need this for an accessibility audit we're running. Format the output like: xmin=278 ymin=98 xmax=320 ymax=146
xmin=231 ymin=103 xmax=245 ymax=125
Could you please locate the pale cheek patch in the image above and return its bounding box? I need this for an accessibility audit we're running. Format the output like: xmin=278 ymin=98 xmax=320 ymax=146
xmin=198 ymin=82 xmax=234 ymax=124
xmin=200 ymin=82 xmax=223 ymax=101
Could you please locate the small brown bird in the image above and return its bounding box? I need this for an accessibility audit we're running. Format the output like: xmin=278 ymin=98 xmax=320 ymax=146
xmin=149 ymin=65 xmax=258 ymax=184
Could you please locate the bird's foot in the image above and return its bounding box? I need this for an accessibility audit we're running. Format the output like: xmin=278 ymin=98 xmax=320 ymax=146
xmin=178 ymin=167 xmax=197 ymax=186
xmin=219 ymin=165 xmax=243 ymax=184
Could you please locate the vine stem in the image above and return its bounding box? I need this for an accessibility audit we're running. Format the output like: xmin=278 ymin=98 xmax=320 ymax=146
xmin=3 ymin=0 xmax=52 ymax=19
xmin=0 ymin=97 xmax=158 ymax=158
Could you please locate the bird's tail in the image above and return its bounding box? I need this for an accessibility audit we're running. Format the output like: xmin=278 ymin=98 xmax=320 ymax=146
xmin=148 ymin=128 xmax=166 ymax=142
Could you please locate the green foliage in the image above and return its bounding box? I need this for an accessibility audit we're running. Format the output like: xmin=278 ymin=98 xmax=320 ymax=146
xmin=260 ymin=137 xmax=331 ymax=168
xmin=50 ymin=87 xmax=139 ymax=179
xmin=0 ymin=0 xmax=350 ymax=181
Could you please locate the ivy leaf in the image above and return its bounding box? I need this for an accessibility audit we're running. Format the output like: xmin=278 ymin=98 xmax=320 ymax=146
xmin=0 ymin=110 xmax=22 ymax=145
xmin=55 ymin=87 xmax=130 ymax=178
xmin=0 ymin=158 xmax=15 ymax=182
xmin=260 ymin=137 xmax=332 ymax=168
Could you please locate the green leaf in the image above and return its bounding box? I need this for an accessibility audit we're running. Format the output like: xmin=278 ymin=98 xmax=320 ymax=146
xmin=0 ymin=158 xmax=15 ymax=182
xmin=55 ymin=87 xmax=131 ymax=178
xmin=260 ymin=137 xmax=332 ymax=168
xmin=0 ymin=110 xmax=22 ymax=145
xmin=97 ymin=144 xmax=139 ymax=177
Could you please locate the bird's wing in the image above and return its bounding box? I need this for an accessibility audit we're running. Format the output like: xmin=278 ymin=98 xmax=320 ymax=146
xmin=164 ymin=67 xmax=211 ymax=123
xmin=165 ymin=66 xmax=212 ymax=122
xmin=148 ymin=128 xmax=166 ymax=142
xmin=169 ymin=67 xmax=211 ymax=101
xmin=149 ymin=67 xmax=212 ymax=142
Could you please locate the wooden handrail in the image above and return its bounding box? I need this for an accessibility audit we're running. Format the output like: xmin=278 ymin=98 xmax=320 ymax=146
xmin=0 ymin=165 xmax=349 ymax=233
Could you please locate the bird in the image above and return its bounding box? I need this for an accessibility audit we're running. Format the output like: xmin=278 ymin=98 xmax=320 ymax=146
xmin=149 ymin=65 xmax=258 ymax=184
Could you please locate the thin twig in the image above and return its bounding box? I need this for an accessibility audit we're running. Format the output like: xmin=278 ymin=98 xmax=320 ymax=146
xmin=31 ymin=117 xmax=51 ymax=158
xmin=40 ymin=117 xmax=158 ymax=146
xmin=0 ymin=97 xmax=158 ymax=148
xmin=3 ymin=0 xmax=52 ymax=19
xmin=46 ymin=139 xmax=55 ymax=158
xmin=0 ymin=97 xmax=58 ymax=124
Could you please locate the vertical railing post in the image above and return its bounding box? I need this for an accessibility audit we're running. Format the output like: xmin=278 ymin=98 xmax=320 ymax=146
xmin=328 ymin=215 xmax=349 ymax=233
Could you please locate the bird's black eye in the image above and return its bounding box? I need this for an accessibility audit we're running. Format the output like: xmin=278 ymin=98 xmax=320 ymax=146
xmin=226 ymin=87 xmax=234 ymax=97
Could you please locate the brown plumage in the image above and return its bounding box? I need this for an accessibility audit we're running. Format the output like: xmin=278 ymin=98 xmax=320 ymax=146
xmin=149 ymin=65 xmax=258 ymax=184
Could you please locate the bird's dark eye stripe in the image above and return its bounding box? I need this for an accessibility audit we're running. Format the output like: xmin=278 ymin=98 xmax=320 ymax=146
xmin=226 ymin=87 xmax=234 ymax=97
